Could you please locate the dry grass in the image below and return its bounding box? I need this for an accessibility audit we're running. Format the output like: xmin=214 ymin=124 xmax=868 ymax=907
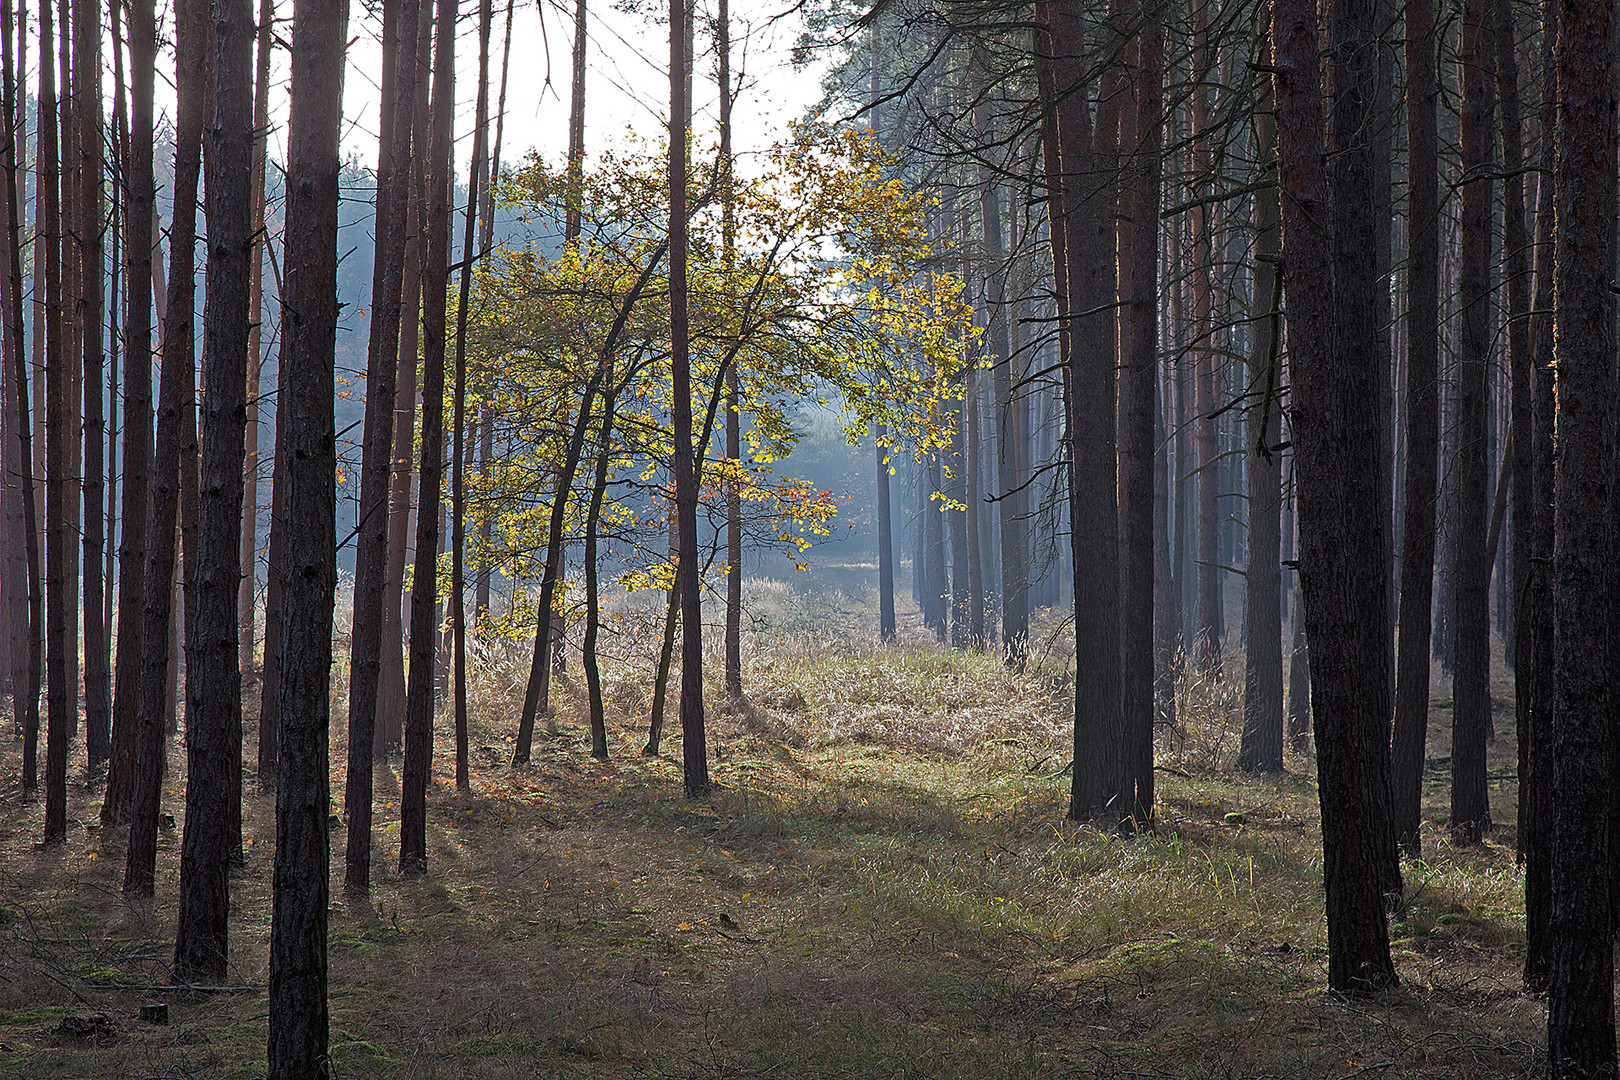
xmin=0 ymin=570 xmax=1545 ymax=1079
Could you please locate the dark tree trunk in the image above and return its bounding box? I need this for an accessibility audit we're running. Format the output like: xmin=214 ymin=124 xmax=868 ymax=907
xmin=267 ymin=0 xmax=345 ymax=1069
xmin=669 ymin=0 xmax=705 ymax=795
xmin=1273 ymin=0 xmax=1399 ymax=992
xmin=1546 ymin=0 xmax=1616 ymax=1061
xmin=1118 ymin=0 xmax=1161 ymax=817
xmin=39 ymin=0 xmax=66 ymax=844
xmin=400 ymin=0 xmax=455 ymax=877
xmin=377 ymin=18 xmax=429 ymax=756
xmin=584 ymin=390 xmax=616 ymax=759
xmin=124 ymin=0 xmax=206 ymax=896
xmin=1189 ymin=0 xmax=1219 ymax=673
xmin=0 ymin=0 xmax=40 ymax=801
xmin=450 ymin=0 xmax=493 ymax=793
xmin=174 ymin=0 xmax=254 ymax=980
xmin=1035 ymin=0 xmax=1122 ymax=822
xmin=1520 ymin=0 xmax=1556 ymax=995
xmin=1238 ymin=33 xmax=1282 ymax=774
xmin=346 ymin=0 xmax=421 ymax=895
xmin=1391 ymin=0 xmax=1441 ymax=857
xmin=1450 ymin=0 xmax=1496 ymax=845
xmin=76 ymin=0 xmax=107 ymax=773
xmin=924 ymin=453 xmax=946 ymax=638
xmin=238 ymin=0 xmax=273 ymax=689
xmin=983 ymin=149 xmax=1023 ymax=666
xmin=722 ymin=0 xmax=742 ymax=692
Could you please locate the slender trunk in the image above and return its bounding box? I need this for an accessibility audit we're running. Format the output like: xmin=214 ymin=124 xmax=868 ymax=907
xmin=670 ymin=0 xmax=705 ymax=798
xmin=377 ymin=13 xmax=429 ymax=756
xmin=1450 ymin=0 xmax=1496 ymax=844
xmin=1520 ymin=0 xmax=1555 ymax=994
xmin=174 ymin=0 xmax=253 ymax=980
xmin=345 ymin=0 xmax=422 ymax=894
xmin=722 ymin=0 xmax=741 ymax=694
xmin=1237 ymin=15 xmax=1282 ymax=774
xmin=1189 ymin=0 xmax=1220 ymax=673
xmin=400 ymin=0 xmax=455 ymax=876
xmin=238 ymin=0 xmax=272 ymax=685
xmin=39 ymin=0 xmax=67 ymax=843
xmin=584 ymin=390 xmax=614 ymax=759
xmin=1 ymin=0 xmax=41 ymax=799
xmin=1118 ymin=0 xmax=1162 ymax=817
xmin=449 ymin=0 xmax=492 ymax=792
xmin=76 ymin=0 xmax=107 ymax=772
xmin=1273 ymin=0 xmax=1399 ymax=991
xmin=124 ymin=0 xmax=206 ymax=895
xmin=267 ymin=0 xmax=346 ymax=1068
xmin=1391 ymin=0 xmax=1441 ymax=857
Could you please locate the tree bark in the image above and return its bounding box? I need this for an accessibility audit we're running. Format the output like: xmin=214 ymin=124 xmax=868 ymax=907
xmin=1546 ymin=0 xmax=1616 ymax=1060
xmin=670 ymin=0 xmax=706 ymax=798
xmin=1238 ymin=27 xmax=1282 ymax=774
xmin=267 ymin=0 xmax=345 ymax=1068
xmin=1450 ymin=0 xmax=1496 ymax=845
xmin=400 ymin=0 xmax=455 ymax=876
xmin=174 ymin=0 xmax=254 ymax=980
xmin=238 ymin=0 xmax=273 ymax=687
xmin=346 ymin=0 xmax=422 ymax=894
xmin=1273 ymin=0 xmax=1399 ymax=992
xmin=124 ymin=0 xmax=206 ymax=896
xmin=75 ymin=0 xmax=108 ymax=772
xmin=1391 ymin=0 xmax=1441 ymax=857
xmin=39 ymin=0 xmax=66 ymax=843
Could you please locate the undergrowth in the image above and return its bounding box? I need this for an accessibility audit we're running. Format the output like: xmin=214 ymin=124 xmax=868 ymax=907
xmin=0 ymin=570 xmax=1542 ymax=1078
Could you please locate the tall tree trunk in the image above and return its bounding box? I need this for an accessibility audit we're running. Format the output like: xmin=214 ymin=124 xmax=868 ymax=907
xmin=1 ymin=0 xmax=40 ymax=799
xmin=377 ymin=10 xmax=430 ymax=756
xmin=39 ymin=0 xmax=67 ymax=843
xmin=1189 ymin=0 xmax=1220 ymax=673
xmin=1237 ymin=19 xmax=1282 ymax=774
xmin=722 ymin=0 xmax=743 ymax=694
xmin=346 ymin=0 xmax=421 ymax=895
xmin=267 ymin=0 xmax=345 ymax=1067
xmin=399 ymin=0 xmax=454 ymax=876
xmin=1273 ymin=0 xmax=1399 ymax=992
xmin=1391 ymin=0 xmax=1441 ymax=857
xmin=174 ymin=0 xmax=253 ymax=980
xmin=982 ymin=134 xmax=1022 ymax=666
xmin=1450 ymin=0 xmax=1496 ymax=845
xmin=1546 ymin=0 xmax=1616 ymax=1058
xmin=1035 ymin=0 xmax=1122 ymax=822
xmin=670 ymin=0 xmax=705 ymax=799
xmin=1519 ymin=0 xmax=1555 ymax=994
xmin=1117 ymin=0 xmax=1161 ymax=818
xmin=76 ymin=0 xmax=107 ymax=772
xmin=103 ymin=0 xmax=153 ymax=824
xmin=449 ymin=0 xmax=492 ymax=793
xmin=238 ymin=0 xmax=272 ymax=687
xmin=124 ymin=0 xmax=206 ymax=895
xmin=583 ymin=389 xmax=615 ymax=758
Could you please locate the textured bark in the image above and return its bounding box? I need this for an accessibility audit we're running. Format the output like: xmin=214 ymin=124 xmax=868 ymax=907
xmin=267 ymin=0 xmax=345 ymax=1069
xmin=1520 ymin=0 xmax=1555 ymax=995
xmin=0 ymin=0 xmax=40 ymax=802
xmin=1238 ymin=35 xmax=1282 ymax=774
xmin=1188 ymin=0 xmax=1220 ymax=673
xmin=1035 ymin=0 xmax=1122 ymax=822
xmin=125 ymin=0 xmax=206 ymax=896
xmin=1546 ymin=0 xmax=1616 ymax=1061
xmin=1273 ymin=0 xmax=1398 ymax=992
xmin=377 ymin=10 xmax=430 ymax=756
xmin=238 ymin=0 xmax=272 ymax=686
xmin=76 ymin=0 xmax=107 ymax=772
xmin=1391 ymin=0 xmax=1440 ymax=857
xmin=670 ymin=0 xmax=705 ymax=797
xmin=400 ymin=0 xmax=455 ymax=875
xmin=39 ymin=0 xmax=65 ymax=844
xmin=174 ymin=0 xmax=253 ymax=980
xmin=1118 ymin=0 xmax=1161 ymax=818
xmin=450 ymin=0 xmax=493 ymax=793
xmin=346 ymin=0 xmax=421 ymax=895
xmin=584 ymin=390 xmax=616 ymax=759
xmin=722 ymin=0 xmax=742 ymax=691
xmin=1450 ymin=0 xmax=1496 ymax=845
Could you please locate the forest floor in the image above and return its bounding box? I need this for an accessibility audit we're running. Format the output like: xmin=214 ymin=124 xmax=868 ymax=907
xmin=0 ymin=569 xmax=1541 ymax=1078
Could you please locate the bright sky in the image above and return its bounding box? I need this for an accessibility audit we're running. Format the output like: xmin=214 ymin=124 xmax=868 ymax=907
xmin=224 ymin=0 xmax=843 ymax=182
